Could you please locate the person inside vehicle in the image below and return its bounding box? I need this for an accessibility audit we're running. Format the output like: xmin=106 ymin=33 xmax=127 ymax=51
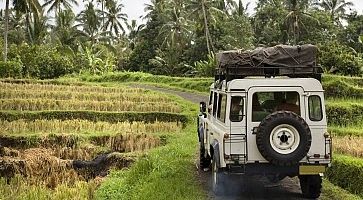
xmin=275 ymin=92 xmax=300 ymax=115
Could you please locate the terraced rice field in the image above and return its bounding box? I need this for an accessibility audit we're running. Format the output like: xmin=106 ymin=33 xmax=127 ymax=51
xmin=0 ymin=80 xmax=186 ymax=199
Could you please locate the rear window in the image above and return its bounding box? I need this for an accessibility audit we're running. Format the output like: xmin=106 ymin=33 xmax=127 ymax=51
xmin=252 ymin=92 xmax=300 ymax=122
xmin=309 ymin=95 xmax=323 ymax=121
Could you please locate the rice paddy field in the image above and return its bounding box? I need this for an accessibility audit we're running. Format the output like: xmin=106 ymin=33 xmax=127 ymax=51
xmin=0 ymin=79 xmax=196 ymax=199
xmin=1 ymin=72 xmax=363 ymax=200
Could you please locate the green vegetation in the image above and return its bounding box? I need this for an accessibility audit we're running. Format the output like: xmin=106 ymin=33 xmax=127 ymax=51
xmin=0 ymin=81 xmax=197 ymax=199
xmin=321 ymin=179 xmax=362 ymax=200
xmin=81 ymin=72 xmax=212 ymax=94
xmin=326 ymin=154 xmax=363 ymax=197
xmin=0 ymin=177 xmax=98 ymax=200
xmin=1 ymin=0 xmax=362 ymax=79
xmin=326 ymin=101 xmax=363 ymax=126
xmin=95 ymin=124 xmax=205 ymax=200
xmin=329 ymin=126 xmax=363 ymax=137
xmin=0 ymin=111 xmax=187 ymax=125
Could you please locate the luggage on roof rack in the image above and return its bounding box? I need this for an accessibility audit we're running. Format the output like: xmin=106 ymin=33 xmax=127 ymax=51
xmin=215 ymin=44 xmax=323 ymax=82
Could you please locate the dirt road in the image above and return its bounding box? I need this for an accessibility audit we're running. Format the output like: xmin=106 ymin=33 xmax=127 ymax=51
xmin=130 ymin=84 xmax=306 ymax=200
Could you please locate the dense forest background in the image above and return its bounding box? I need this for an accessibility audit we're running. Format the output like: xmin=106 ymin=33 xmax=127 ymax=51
xmin=0 ymin=0 xmax=362 ymax=78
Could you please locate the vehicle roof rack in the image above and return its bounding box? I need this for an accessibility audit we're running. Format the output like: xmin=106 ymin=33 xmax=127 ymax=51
xmin=215 ymin=44 xmax=323 ymax=84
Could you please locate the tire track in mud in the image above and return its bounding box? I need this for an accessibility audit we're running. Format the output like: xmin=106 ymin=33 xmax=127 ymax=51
xmin=130 ymin=83 xmax=306 ymax=200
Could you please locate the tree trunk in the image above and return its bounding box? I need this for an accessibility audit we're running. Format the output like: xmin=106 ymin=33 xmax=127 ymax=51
xmin=201 ymin=0 xmax=212 ymax=54
xmin=102 ymin=0 xmax=105 ymax=28
xmin=3 ymin=0 xmax=10 ymax=62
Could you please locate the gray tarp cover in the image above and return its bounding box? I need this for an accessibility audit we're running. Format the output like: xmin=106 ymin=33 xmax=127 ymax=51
xmin=216 ymin=44 xmax=319 ymax=75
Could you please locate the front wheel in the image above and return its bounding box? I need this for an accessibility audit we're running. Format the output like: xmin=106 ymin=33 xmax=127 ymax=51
xmin=212 ymin=158 xmax=225 ymax=195
xmin=299 ymin=175 xmax=322 ymax=199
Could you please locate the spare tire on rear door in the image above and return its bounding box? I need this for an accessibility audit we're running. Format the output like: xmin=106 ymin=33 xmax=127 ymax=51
xmin=256 ymin=111 xmax=312 ymax=166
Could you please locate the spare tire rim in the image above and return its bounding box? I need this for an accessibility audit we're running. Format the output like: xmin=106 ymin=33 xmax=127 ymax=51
xmin=270 ymin=124 xmax=300 ymax=154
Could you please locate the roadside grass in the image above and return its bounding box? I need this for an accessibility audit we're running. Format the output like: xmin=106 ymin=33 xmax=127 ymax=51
xmin=94 ymin=91 xmax=206 ymax=200
xmin=321 ymin=179 xmax=362 ymax=200
xmin=95 ymin=122 xmax=205 ymax=200
xmin=327 ymin=154 xmax=363 ymax=198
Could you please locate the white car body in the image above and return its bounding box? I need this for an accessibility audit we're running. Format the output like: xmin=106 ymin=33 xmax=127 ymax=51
xmin=198 ymin=77 xmax=331 ymax=173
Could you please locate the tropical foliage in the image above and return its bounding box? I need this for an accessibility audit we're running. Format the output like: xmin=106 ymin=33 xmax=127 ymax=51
xmin=0 ymin=0 xmax=362 ymax=78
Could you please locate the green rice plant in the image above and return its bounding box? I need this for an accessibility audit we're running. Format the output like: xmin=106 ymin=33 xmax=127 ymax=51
xmin=0 ymin=98 xmax=181 ymax=113
xmin=326 ymin=154 xmax=363 ymax=197
xmin=324 ymin=79 xmax=363 ymax=99
xmin=0 ymin=119 xmax=182 ymax=136
xmin=0 ymin=81 xmax=144 ymax=94
xmin=0 ymin=111 xmax=189 ymax=125
xmin=323 ymin=74 xmax=363 ymax=88
xmin=326 ymin=101 xmax=363 ymax=126
xmin=0 ymin=89 xmax=172 ymax=103
xmin=329 ymin=125 xmax=363 ymax=137
xmin=0 ymin=176 xmax=97 ymax=200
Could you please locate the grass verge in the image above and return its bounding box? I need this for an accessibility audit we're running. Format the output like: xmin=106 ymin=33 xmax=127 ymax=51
xmin=95 ymin=122 xmax=205 ymax=200
xmin=326 ymin=154 xmax=363 ymax=198
xmin=321 ymin=179 xmax=362 ymax=200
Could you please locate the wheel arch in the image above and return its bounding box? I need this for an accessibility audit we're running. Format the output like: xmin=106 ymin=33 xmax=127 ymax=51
xmin=210 ymin=140 xmax=221 ymax=168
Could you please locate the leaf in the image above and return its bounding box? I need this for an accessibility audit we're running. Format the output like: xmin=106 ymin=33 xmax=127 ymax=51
xmin=359 ymin=35 xmax=363 ymax=44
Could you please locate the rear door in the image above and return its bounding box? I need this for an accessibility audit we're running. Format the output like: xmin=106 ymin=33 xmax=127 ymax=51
xmin=246 ymin=87 xmax=306 ymax=162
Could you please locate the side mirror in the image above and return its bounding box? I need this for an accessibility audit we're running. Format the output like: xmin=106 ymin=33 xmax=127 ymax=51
xmin=200 ymin=102 xmax=207 ymax=113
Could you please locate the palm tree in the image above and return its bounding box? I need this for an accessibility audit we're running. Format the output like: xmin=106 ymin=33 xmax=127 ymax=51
xmin=316 ymin=0 xmax=353 ymax=24
xmin=187 ymin=0 xmax=224 ymax=53
xmin=143 ymin=0 xmax=166 ymax=21
xmin=127 ymin=19 xmax=145 ymax=49
xmin=101 ymin=0 xmax=128 ymax=37
xmin=43 ymin=0 xmax=78 ymax=17
xmin=12 ymin=0 xmax=43 ymax=45
xmin=26 ymin=9 xmax=49 ymax=44
xmin=77 ymin=1 xmax=102 ymax=44
xmin=13 ymin=0 xmax=42 ymax=16
xmin=159 ymin=6 xmax=191 ymax=49
xmin=284 ymin=0 xmax=316 ymax=44
xmin=234 ymin=0 xmax=250 ymax=16
xmin=3 ymin=0 xmax=10 ymax=61
xmin=52 ymin=9 xmax=82 ymax=49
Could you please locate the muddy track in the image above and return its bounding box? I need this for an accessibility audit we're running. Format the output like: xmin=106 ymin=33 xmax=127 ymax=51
xmin=131 ymin=84 xmax=306 ymax=200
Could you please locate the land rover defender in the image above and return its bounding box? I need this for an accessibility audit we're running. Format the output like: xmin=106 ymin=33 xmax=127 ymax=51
xmin=197 ymin=45 xmax=332 ymax=198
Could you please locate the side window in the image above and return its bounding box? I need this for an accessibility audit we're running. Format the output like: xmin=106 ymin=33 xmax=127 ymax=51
xmin=217 ymin=94 xmax=227 ymax=123
xmin=208 ymin=91 xmax=213 ymax=114
xmin=213 ymin=93 xmax=218 ymax=117
xmin=309 ymin=95 xmax=323 ymax=121
xmin=230 ymin=96 xmax=244 ymax=122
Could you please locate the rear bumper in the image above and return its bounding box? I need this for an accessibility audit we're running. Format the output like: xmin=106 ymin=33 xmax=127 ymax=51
xmin=224 ymin=163 xmax=328 ymax=176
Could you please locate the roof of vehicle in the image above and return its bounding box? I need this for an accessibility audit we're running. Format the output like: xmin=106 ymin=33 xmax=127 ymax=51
xmin=215 ymin=44 xmax=323 ymax=83
xmin=210 ymin=77 xmax=324 ymax=92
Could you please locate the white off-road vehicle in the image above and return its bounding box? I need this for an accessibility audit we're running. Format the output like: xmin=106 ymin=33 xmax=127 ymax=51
xmin=197 ymin=45 xmax=332 ymax=198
